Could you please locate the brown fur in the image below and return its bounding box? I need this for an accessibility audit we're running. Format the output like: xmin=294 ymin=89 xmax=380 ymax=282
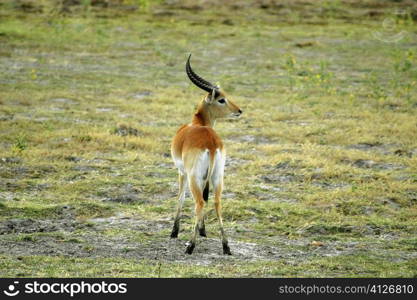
xmin=172 ymin=125 xmax=223 ymax=161
xmin=171 ymin=91 xmax=240 ymax=159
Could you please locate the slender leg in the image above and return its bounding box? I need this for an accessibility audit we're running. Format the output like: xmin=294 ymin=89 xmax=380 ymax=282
xmin=199 ymin=182 xmax=209 ymax=237
xmin=199 ymin=216 xmax=207 ymax=237
xmin=185 ymin=177 xmax=205 ymax=254
xmin=214 ymin=181 xmax=231 ymax=255
xmin=171 ymin=173 xmax=186 ymax=238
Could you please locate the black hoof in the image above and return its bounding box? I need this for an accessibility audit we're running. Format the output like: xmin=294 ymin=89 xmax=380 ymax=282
xmin=185 ymin=242 xmax=195 ymax=255
xmin=223 ymin=243 xmax=232 ymax=255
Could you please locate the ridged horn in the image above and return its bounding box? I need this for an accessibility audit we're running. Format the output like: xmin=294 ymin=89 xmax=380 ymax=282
xmin=186 ymin=54 xmax=218 ymax=93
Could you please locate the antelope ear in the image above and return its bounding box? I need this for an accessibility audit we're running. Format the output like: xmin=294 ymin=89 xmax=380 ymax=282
xmin=205 ymin=89 xmax=216 ymax=104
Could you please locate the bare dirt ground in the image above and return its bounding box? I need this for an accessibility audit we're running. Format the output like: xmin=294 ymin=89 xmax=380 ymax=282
xmin=1 ymin=211 xmax=415 ymax=268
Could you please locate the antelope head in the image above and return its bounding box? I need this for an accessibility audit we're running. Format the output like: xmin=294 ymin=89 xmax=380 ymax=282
xmin=186 ymin=54 xmax=242 ymax=124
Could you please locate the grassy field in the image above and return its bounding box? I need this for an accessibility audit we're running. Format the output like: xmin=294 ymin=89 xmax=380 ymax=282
xmin=0 ymin=0 xmax=416 ymax=277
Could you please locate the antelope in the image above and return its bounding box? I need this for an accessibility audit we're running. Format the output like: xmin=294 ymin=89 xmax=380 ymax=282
xmin=170 ymin=54 xmax=242 ymax=255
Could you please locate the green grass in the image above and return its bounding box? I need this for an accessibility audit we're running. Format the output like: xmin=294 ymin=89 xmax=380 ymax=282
xmin=0 ymin=254 xmax=416 ymax=277
xmin=0 ymin=0 xmax=416 ymax=277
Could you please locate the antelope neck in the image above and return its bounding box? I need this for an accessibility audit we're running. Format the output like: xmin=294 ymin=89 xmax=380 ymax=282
xmin=191 ymin=105 xmax=215 ymax=127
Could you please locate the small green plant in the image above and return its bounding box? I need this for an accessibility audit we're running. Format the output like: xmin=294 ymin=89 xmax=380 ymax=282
xmin=283 ymin=54 xmax=298 ymax=91
xmin=366 ymin=72 xmax=388 ymax=107
xmin=18 ymin=235 xmax=37 ymax=242
xmin=13 ymin=134 xmax=28 ymax=153
xmin=76 ymin=135 xmax=93 ymax=143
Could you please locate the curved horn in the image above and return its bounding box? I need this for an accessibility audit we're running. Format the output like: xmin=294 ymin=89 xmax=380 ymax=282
xmin=186 ymin=54 xmax=218 ymax=93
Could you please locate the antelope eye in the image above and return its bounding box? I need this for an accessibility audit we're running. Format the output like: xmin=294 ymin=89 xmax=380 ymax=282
xmin=218 ymin=99 xmax=226 ymax=104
